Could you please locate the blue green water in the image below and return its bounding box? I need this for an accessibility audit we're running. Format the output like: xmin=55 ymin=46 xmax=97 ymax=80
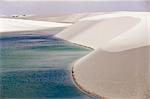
xmin=0 ymin=32 xmax=96 ymax=99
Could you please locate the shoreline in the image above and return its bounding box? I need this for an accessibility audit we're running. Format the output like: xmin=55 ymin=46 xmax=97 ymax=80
xmin=54 ymin=37 xmax=94 ymax=51
xmin=71 ymin=62 xmax=105 ymax=99
xmin=65 ymin=41 xmax=100 ymax=98
xmin=67 ymin=42 xmax=105 ymax=99
xmin=63 ymin=38 xmax=103 ymax=98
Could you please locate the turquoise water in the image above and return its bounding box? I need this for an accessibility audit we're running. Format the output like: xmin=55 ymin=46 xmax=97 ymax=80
xmin=0 ymin=33 xmax=96 ymax=99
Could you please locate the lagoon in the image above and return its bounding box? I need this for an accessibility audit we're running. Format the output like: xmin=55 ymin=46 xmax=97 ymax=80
xmin=0 ymin=32 xmax=96 ymax=99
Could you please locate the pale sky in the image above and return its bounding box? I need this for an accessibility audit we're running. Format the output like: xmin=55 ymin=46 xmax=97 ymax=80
xmin=2 ymin=0 xmax=148 ymax=1
xmin=0 ymin=0 xmax=149 ymax=15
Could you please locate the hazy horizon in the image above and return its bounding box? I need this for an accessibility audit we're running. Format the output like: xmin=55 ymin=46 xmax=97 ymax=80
xmin=0 ymin=1 xmax=149 ymax=16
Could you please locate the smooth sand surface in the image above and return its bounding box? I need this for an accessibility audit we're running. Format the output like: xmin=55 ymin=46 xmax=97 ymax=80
xmin=4 ymin=12 xmax=107 ymax=23
xmin=56 ymin=12 xmax=150 ymax=50
xmin=73 ymin=46 xmax=150 ymax=99
xmin=10 ymin=13 xmax=88 ymax=23
xmin=56 ymin=12 xmax=150 ymax=99
xmin=0 ymin=18 xmax=71 ymax=33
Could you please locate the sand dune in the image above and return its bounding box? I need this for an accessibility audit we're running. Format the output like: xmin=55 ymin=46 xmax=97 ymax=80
xmin=4 ymin=12 xmax=107 ymax=23
xmin=56 ymin=12 xmax=150 ymax=98
xmin=74 ymin=46 xmax=150 ymax=99
xmin=0 ymin=18 xmax=71 ymax=33
xmin=56 ymin=12 xmax=150 ymax=50
xmin=11 ymin=13 xmax=88 ymax=23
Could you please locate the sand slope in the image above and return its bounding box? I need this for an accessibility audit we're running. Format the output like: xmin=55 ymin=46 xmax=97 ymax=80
xmin=56 ymin=12 xmax=150 ymax=99
xmin=56 ymin=12 xmax=150 ymax=50
xmin=74 ymin=46 xmax=150 ymax=99
xmin=5 ymin=13 xmax=107 ymax=23
xmin=0 ymin=18 xmax=71 ymax=33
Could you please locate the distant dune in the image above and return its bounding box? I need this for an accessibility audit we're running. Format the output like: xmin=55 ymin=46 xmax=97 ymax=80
xmin=56 ymin=12 xmax=150 ymax=99
xmin=0 ymin=18 xmax=71 ymax=33
xmin=5 ymin=12 xmax=106 ymax=23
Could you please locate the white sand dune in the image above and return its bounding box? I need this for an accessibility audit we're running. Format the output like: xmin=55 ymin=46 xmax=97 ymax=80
xmin=74 ymin=46 xmax=150 ymax=99
xmin=0 ymin=18 xmax=71 ymax=33
xmin=56 ymin=12 xmax=150 ymax=50
xmin=56 ymin=12 xmax=150 ymax=99
xmin=12 ymin=13 xmax=88 ymax=23
xmin=5 ymin=13 xmax=107 ymax=23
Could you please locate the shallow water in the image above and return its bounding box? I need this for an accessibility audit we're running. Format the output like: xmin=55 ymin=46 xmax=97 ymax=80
xmin=0 ymin=32 xmax=96 ymax=99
